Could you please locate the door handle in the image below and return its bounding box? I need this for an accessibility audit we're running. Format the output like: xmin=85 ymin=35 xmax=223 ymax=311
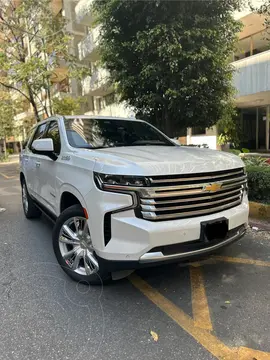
xmin=35 ymin=161 xmax=41 ymax=168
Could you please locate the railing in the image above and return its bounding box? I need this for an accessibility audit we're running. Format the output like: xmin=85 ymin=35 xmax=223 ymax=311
xmin=232 ymin=50 xmax=270 ymax=97
xmin=82 ymin=68 xmax=110 ymax=95
xmin=75 ymin=0 xmax=94 ymax=25
xmin=78 ymin=26 xmax=100 ymax=61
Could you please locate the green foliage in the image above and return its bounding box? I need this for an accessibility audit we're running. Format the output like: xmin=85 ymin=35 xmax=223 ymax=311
xmin=228 ymin=149 xmax=241 ymax=155
xmin=94 ymin=0 xmax=244 ymax=135
xmin=0 ymin=0 xmax=90 ymax=121
xmin=241 ymin=148 xmax=249 ymax=153
xmin=246 ymin=165 xmax=270 ymax=203
xmin=0 ymin=154 xmax=9 ymax=162
xmin=0 ymin=89 xmax=15 ymax=140
xmin=52 ymin=96 xmax=85 ymax=115
xmin=243 ymin=156 xmax=269 ymax=167
xmin=217 ymin=107 xmax=242 ymax=146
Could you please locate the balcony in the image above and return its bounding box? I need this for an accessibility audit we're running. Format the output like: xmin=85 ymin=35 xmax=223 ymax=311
xmin=233 ymin=50 xmax=270 ymax=100
xmin=75 ymin=0 xmax=95 ymax=26
xmin=78 ymin=26 xmax=100 ymax=61
xmin=82 ymin=68 xmax=112 ymax=96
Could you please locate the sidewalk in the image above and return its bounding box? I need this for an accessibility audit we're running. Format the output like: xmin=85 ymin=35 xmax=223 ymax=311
xmin=0 ymin=154 xmax=19 ymax=165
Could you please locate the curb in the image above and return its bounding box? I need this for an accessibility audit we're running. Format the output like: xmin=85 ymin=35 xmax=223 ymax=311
xmin=249 ymin=201 xmax=270 ymax=220
xmin=0 ymin=160 xmax=19 ymax=166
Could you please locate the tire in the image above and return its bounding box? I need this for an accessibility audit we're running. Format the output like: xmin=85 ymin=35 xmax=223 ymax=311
xmin=21 ymin=180 xmax=42 ymax=219
xmin=52 ymin=204 xmax=111 ymax=285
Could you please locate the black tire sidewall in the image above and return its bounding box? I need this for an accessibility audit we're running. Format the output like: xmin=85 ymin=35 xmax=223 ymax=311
xmin=21 ymin=180 xmax=41 ymax=219
xmin=52 ymin=204 xmax=111 ymax=285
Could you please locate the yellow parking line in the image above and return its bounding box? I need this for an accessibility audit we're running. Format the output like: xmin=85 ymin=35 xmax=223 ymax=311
xmin=238 ymin=346 xmax=270 ymax=359
xmin=212 ymin=256 xmax=270 ymax=268
xmin=0 ymin=172 xmax=16 ymax=179
xmin=190 ymin=266 xmax=213 ymax=331
xmin=129 ymin=273 xmax=237 ymax=360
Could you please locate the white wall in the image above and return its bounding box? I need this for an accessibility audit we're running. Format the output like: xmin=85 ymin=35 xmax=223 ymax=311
xmin=186 ymin=127 xmax=218 ymax=150
xmin=85 ymin=102 xmax=135 ymax=118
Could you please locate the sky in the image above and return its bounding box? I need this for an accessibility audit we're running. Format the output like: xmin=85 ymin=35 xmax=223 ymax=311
xmin=234 ymin=0 xmax=265 ymax=19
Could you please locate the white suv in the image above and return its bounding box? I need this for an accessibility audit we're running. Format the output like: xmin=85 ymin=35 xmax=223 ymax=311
xmin=20 ymin=115 xmax=249 ymax=284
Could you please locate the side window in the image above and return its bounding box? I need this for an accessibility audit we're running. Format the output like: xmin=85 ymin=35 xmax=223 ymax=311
xmin=29 ymin=123 xmax=47 ymax=150
xmin=22 ymin=127 xmax=36 ymax=150
xmin=46 ymin=121 xmax=61 ymax=155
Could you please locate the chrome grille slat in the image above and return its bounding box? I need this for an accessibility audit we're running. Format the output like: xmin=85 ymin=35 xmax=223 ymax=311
xmin=141 ymin=193 xmax=242 ymax=212
xmin=149 ymin=169 xmax=244 ymax=184
xmin=145 ymin=175 xmax=247 ymax=193
xmin=138 ymin=168 xmax=247 ymax=221
xmin=141 ymin=199 xmax=242 ymax=221
xmin=140 ymin=188 xmax=241 ymax=205
xmin=140 ymin=179 xmax=246 ymax=199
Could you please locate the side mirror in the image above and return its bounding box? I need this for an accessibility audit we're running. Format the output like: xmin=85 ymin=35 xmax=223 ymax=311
xmin=32 ymin=138 xmax=57 ymax=160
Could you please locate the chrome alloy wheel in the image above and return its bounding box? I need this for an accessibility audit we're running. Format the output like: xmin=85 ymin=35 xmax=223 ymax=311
xmin=59 ymin=217 xmax=99 ymax=276
xmin=22 ymin=184 xmax=29 ymax=213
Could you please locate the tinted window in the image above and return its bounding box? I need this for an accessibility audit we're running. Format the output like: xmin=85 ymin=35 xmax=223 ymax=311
xmin=64 ymin=118 xmax=174 ymax=149
xmin=46 ymin=121 xmax=61 ymax=155
xmin=22 ymin=127 xmax=36 ymax=149
xmin=30 ymin=123 xmax=47 ymax=150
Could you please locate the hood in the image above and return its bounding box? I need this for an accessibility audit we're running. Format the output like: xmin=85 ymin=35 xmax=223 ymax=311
xmin=78 ymin=145 xmax=244 ymax=176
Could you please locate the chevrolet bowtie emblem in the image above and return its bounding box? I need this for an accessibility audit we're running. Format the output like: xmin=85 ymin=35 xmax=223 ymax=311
xmin=203 ymin=183 xmax=222 ymax=192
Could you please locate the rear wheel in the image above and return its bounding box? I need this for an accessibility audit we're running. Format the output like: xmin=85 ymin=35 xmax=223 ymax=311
xmin=21 ymin=181 xmax=42 ymax=219
xmin=52 ymin=204 xmax=111 ymax=285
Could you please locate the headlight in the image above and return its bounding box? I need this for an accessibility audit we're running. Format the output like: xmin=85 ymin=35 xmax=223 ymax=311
xmin=94 ymin=172 xmax=149 ymax=191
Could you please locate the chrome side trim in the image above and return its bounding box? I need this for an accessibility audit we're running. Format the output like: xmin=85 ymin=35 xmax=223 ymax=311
xmin=139 ymin=225 xmax=247 ymax=263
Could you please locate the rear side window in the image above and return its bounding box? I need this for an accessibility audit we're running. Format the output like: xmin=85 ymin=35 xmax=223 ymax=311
xmin=46 ymin=121 xmax=61 ymax=155
xmin=29 ymin=123 xmax=47 ymax=150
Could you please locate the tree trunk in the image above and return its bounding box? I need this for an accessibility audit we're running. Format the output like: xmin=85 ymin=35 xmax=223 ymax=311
xmin=3 ymin=137 xmax=6 ymax=158
xmin=27 ymin=85 xmax=40 ymax=122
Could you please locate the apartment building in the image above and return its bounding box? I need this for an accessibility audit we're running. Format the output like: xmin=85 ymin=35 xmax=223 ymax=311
xmin=178 ymin=3 xmax=270 ymax=151
xmin=74 ymin=0 xmax=134 ymax=118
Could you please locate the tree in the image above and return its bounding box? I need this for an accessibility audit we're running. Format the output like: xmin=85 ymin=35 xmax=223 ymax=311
xmin=0 ymin=0 xmax=90 ymax=122
xmin=94 ymin=0 xmax=244 ymax=136
xmin=52 ymin=96 xmax=86 ymax=115
xmin=0 ymin=89 xmax=16 ymax=155
xmin=251 ymin=1 xmax=270 ymax=38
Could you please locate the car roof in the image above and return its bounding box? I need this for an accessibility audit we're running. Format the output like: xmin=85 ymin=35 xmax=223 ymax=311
xmin=63 ymin=115 xmax=143 ymax=122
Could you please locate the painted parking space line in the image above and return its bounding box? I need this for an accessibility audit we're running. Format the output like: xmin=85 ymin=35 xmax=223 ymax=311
xmin=189 ymin=256 xmax=270 ymax=268
xmin=129 ymin=273 xmax=237 ymax=360
xmin=190 ymin=266 xmax=213 ymax=331
xmin=0 ymin=172 xmax=16 ymax=179
xmin=130 ymin=259 xmax=270 ymax=360
xmin=238 ymin=347 xmax=270 ymax=360
xmin=211 ymin=256 xmax=270 ymax=268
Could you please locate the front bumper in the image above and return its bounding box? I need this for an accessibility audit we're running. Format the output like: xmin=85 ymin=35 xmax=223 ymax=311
xmin=86 ymin=187 xmax=249 ymax=266
xmin=96 ymin=224 xmax=247 ymax=272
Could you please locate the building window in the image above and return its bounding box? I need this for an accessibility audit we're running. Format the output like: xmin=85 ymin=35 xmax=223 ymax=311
xmin=192 ymin=127 xmax=206 ymax=135
xmin=104 ymin=93 xmax=116 ymax=106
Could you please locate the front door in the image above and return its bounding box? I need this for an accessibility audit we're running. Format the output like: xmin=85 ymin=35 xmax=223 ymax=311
xmin=26 ymin=122 xmax=48 ymax=198
xmin=36 ymin=120 xmax=61 ymax=214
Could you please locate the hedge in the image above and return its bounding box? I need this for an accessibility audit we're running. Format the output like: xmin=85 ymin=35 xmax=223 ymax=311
xmin=246 ymin=165 xmax=270 ymax=203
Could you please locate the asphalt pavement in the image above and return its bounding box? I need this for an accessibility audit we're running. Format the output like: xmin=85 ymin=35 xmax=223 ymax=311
xmin=0 ymin=162 xmax=269 ymax=360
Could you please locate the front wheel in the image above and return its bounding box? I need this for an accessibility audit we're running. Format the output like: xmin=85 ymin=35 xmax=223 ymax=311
xmin=52 ymin=204 xmax=111 ymax=285
xmin=21 ymin=181 xmax=42 ymax=219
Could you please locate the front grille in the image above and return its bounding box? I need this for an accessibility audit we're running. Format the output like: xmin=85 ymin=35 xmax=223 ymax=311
xmin=137 ymin=168 xmax=247 ymax=221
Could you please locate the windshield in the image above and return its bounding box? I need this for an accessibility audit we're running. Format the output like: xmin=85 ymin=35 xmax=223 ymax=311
xmin=64 ymin=118 xmax=174 ymax=149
